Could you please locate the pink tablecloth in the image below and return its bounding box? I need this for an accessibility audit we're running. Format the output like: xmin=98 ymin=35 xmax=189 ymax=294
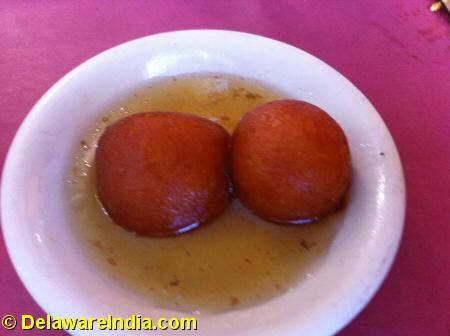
xmin=1 ymin=1 xmax=449 ymax=335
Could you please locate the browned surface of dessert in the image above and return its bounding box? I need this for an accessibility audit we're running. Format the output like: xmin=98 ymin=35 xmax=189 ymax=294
xmin=96 ymin=112 xmax=231 ymax=236
xmin=232 ymin=99 xmax=351 ymax=224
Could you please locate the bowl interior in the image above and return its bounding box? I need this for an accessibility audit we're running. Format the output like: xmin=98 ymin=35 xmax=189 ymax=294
xmin=1 ymin=30 xmax=405 ymax=336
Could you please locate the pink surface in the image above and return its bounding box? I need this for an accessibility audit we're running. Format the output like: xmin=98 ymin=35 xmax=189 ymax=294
xmin=1 ymin=1 xmax=449 ymax=335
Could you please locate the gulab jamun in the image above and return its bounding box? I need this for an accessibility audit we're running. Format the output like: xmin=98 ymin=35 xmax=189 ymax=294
xmin=96 ymin=112 xmax=232 ymax=236
xmin=231 ymin=99 xmax=351 ymax=224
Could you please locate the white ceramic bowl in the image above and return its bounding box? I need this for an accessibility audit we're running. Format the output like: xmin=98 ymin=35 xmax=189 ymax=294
xmin=1 ymin=30 xmax=405 ymax=335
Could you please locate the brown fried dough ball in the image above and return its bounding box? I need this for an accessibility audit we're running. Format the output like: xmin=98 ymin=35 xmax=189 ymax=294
xmin=96 ymin=112 xmax=232 ymax=236
xmin=231 ymin=100 xmax=351 ymax=224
